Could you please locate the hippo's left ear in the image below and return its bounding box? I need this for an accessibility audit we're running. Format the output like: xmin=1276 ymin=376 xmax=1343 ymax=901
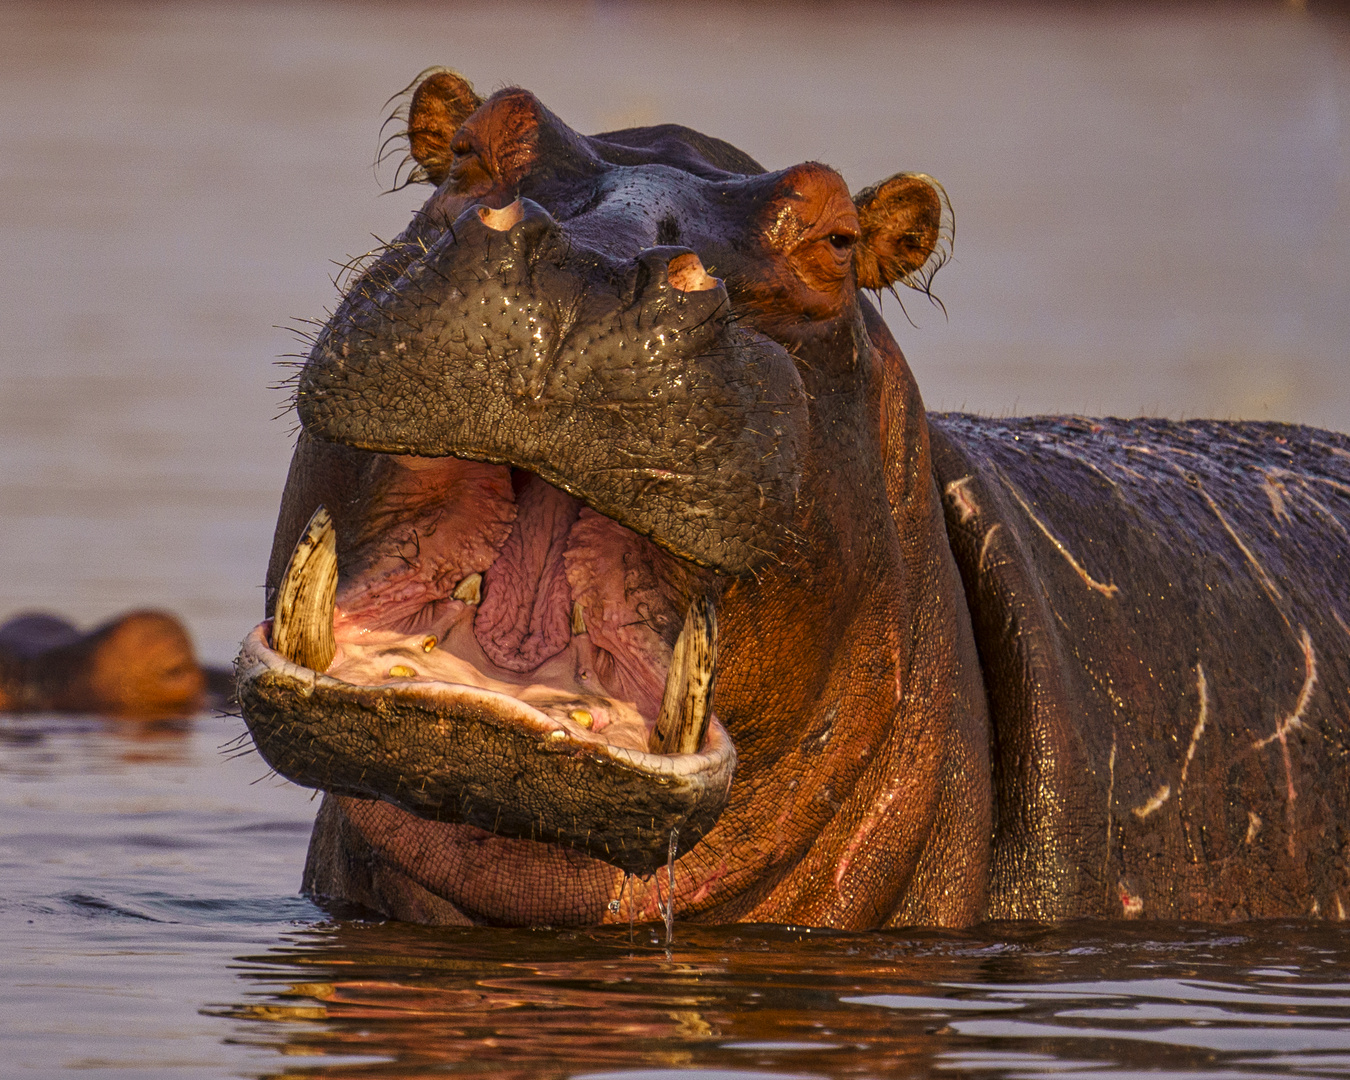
xmin=382 ymin=68 xmax=484 ymax=188
xmin=852 ymin=173 xmax=953 ymax=293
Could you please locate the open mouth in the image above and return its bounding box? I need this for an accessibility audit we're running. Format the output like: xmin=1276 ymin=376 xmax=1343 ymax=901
xmin=237 ymin=452 xmax=736 ymax=874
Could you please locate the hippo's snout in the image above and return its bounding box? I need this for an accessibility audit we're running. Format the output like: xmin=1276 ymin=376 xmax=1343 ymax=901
xmin=296 ymin=193 xmax=807 ymax=575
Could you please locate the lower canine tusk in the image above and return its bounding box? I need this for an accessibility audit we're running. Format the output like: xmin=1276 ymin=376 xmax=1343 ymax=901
xmin=650 ymin=597 xmax=717 ymax=755
xmin=271 ymin=505 xmax=338 ymax=672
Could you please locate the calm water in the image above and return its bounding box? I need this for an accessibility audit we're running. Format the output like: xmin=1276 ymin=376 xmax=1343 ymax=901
xmin=4 ymin=713 xmax=1350 ymax=1078
xmin=5 ymin=2 xmax=1350 ymax=1076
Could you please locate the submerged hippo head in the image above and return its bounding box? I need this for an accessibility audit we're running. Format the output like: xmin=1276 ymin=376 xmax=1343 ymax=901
xmin=238 ymin=72 xmax=987 ymax=928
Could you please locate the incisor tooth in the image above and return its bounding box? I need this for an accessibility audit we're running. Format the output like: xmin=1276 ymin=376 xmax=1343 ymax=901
xmin=649 ymin=596 xmax=717 ymax=755
xmin=571 ymin=601 xmax=587 ymax=635
xmin=453 ymin=572 xmax=482 ymax=604
xmin=271 ymin=505 xmax=338 ymax=672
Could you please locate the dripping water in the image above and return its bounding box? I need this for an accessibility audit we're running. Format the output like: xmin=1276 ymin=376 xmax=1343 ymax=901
xmin=608 ymin=871 xmax=632 ymax=945
xmin=659 ymin=828 xmax=678 ymax=948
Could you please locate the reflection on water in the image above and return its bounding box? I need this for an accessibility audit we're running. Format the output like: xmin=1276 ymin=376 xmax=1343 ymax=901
xmin=0 ymin=713 xmax=321 ymax=1076
xmin=222 ymin=921 xmax=1350 ymax=1079
xmin=1 ymin=1 xmax=1348 ymax=665
xmin=4 ymin=713 xmax=1350 ymax=1078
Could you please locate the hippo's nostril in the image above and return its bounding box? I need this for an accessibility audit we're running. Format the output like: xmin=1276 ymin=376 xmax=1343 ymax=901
xmin=667 ymin=252 xmax=719 ymax=293
xmin=479 ymin=199 xmax=525 ymax=232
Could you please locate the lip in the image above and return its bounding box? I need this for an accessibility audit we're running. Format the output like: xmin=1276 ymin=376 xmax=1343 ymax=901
xmin=235 ymin=622 xmax=736 ymax=873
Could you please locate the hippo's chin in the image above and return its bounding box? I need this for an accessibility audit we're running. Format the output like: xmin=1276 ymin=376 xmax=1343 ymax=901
xmin=236 ymin=456 xmax=737 ymax=875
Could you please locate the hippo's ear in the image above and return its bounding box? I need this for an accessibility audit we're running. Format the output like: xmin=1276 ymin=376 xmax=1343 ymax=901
xmin=852 ymin=173 xmax=953 ymax=294
xmin=382 ymin=68 xmax=483 ymax=187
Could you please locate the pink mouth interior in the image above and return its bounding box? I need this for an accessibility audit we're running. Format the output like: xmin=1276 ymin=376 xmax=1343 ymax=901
xmin=322 ymin=456 xmax=703 ymax=753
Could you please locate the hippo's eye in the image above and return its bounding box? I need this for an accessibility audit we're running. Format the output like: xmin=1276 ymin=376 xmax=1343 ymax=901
xmin=446 ymin=132 xmax=496 ymax=195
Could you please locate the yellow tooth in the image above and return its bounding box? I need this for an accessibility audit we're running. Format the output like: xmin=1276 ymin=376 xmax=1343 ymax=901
xmin=570 ymin=601 xmax=587 ymax=635
xmin=569 ymin=708 xmax=594 ymax=729
xmin=421 ymin=635 xmax=438 ymax=652
xmin=388 ymin=664 xmax=416 ymax=678
xmin=453 ymin=572 xmax=482 ymax=604
xmin=271 ymin=505 xmax=338 ymax=673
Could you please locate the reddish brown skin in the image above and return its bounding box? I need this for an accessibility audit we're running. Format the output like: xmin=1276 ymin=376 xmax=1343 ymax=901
xmin=286 ymin=78 xmax=991 ymax=929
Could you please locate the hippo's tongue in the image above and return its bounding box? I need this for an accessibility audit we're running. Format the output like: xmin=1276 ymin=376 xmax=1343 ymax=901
xmin=474 ymin=472 xmax=580 ymax=672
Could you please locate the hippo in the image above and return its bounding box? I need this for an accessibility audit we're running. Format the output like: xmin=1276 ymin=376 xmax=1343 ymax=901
xmin=0 ymin=607 xmax=210 ymax=718
xmin=0 ymin=609 xmax=210 ymax=718
xmin=238 ymin=70 xmax=1350 ymax=928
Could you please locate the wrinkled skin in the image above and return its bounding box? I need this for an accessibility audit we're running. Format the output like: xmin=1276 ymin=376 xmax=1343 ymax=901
xmin=932 ymin=417 xmax=1350 ymax=919
xmin=0 ymin=610 xmax=207 ymax=718
xmin=240 ymin=71 xmax=1350 ymax=927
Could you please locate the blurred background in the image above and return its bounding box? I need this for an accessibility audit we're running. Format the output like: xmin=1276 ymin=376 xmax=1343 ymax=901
xmin=1 ymin=0 xmax=1346 ymax=666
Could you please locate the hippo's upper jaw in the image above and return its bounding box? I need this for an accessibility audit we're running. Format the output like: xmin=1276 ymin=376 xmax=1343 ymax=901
xmin=238 ymin=71 xmax=963 ymax=921
xmin=297 ymin=197 xmax=809 ymax=575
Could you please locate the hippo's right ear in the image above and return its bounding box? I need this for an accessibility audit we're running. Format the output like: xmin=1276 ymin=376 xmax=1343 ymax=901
xmin=852 ymin=173 xmax=953 ymax=295
xmin=383 ymin=68 xmax=483 ymax=187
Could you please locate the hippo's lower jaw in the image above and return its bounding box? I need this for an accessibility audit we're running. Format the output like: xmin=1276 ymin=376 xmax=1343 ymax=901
xmin=236 ymin=459 xmax=737 ymax=875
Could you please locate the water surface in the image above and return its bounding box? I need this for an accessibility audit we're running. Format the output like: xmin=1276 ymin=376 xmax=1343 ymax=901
xmin=1 ymin=0 xmax=1347 ymax=664
xmin=5 ymin=713 xmax=1350 ymax=1078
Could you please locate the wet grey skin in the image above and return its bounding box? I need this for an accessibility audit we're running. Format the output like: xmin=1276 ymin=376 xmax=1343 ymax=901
xmin=299 ymin=196 xmax=809 ymax=574
xmin=239 ymin=132 xmax=814 ymax=874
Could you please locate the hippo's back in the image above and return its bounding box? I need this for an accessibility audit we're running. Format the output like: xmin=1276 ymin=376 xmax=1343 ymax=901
xmin=929 ymin=413 xmax=1350 ymax=921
